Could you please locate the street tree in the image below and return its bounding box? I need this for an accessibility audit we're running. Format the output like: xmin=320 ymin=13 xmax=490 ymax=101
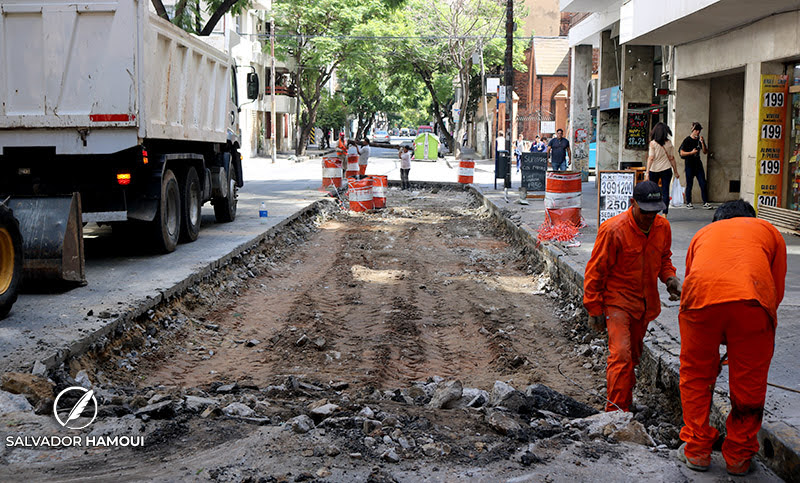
xmin=150 ymin=0 xmax=251 ymax=35
xmin=273 ymin=0 xmax=391 ymax=155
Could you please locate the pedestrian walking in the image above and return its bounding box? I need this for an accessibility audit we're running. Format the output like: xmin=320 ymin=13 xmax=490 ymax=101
xmin=583 ymin=180 xmax=682 ymax=412
xmin=358 ymin=139 xmax=370 ymax=176
xmin=679 ymin=122 xmax=712 ymax=209
xmin=645 ymin=122 xmax=679 ymax=216
xmin=399 ymin=146 xmax=412 ymax=190
xmin=676 ymin=200 xmax=786 ymax=476
xmin=547 ymin=129 xmax=571 ymax=171
xmin=532 ymin=136 xmax=547 ymax=153
xmin=514 ymin=133 xmax=525 ymax=173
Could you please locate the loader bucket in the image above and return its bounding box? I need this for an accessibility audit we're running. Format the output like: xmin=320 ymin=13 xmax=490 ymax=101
xmin=8 ymin=194 xmax=85 ymax=284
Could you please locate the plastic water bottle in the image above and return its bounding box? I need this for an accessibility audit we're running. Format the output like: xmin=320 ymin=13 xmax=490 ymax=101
xmin=259 ymin=202 xmax=268 ymax=224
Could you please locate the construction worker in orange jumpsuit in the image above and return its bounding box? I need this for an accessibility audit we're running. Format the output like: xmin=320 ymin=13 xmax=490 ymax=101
xmin=677 ymin=200 xmax=786 ymax=476
xmin=584 ymin=181 xmax=682 ymax=412
xmin=336 ymin=132 xmax=348 ymax=180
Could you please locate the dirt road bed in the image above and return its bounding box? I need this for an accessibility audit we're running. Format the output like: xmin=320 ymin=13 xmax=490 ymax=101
xmin=0 ymin=190 xmax=780 ymax=481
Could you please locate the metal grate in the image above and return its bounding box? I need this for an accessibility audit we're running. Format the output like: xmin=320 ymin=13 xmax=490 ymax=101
xmin=758 ymin=205 xmax=800 ymax=235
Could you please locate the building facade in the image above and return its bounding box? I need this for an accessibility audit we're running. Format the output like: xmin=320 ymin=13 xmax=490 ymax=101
xmin=564 ymin=0 xmax=800 ymax=211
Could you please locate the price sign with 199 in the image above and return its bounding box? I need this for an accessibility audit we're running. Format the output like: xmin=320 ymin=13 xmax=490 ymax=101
xmin=757 ymin=195 xmax=778 ymax=207
xmin=763 ymin=92 xmax=784 ymax=107
xmin=761 ymin=124 xmax=782 ymax=139
xmin=759 ymin=159 xmax=781 ymax=175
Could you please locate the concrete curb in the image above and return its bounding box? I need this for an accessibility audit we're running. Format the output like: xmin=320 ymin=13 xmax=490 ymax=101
xmin=408 ymin=180 xmax=797 ymax=482
xmin=41 ymin=198 xmax=338 ymax=373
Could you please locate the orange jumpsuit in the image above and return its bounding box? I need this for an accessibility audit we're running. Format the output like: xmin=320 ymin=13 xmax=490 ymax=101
xmin=584 ymin=208 xmax=676 ymax=411
xmin=679 ymin=217 xmax=786 ymax=471
xmin=337 ymin=138 xmax=348 ymax=177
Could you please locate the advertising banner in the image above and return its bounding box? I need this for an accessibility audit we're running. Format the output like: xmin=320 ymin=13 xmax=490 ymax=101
xmin=755 ymin=75 xmax=789 ymax=210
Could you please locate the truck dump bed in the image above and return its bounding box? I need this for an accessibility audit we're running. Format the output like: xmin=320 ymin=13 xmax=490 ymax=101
xmin=0 ymin=0 xmax=232 ymax=155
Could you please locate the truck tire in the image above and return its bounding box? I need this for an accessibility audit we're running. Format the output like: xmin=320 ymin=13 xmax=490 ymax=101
xmin=213 ymin=162 xmax=238 ymax=223
xmin=0 ymin=204 xmax=23 ymax=319
xmin=179 ymin=167 xmax=201 ymax=242
xmin=150 ymin=169 xmax=181 ymax=253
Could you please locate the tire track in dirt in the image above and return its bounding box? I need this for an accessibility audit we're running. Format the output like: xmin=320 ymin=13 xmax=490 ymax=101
xmin=137 ymin=192 xmax=595 ymax=401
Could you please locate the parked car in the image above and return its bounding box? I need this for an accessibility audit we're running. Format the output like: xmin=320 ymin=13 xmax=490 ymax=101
xmin=372 ymin=130 xmax=390 ymax=143
xmin=400 ymin=128 xmax=410 ymax=137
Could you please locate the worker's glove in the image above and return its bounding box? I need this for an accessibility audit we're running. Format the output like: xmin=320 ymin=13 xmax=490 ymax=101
xmin=666 ymin=276 xmax=682 ymax=301
xmin=587 ymin=314 xmax=606 ymax=332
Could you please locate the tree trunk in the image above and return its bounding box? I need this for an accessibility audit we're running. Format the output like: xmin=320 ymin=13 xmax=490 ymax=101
xmin=454 ymin=65 xmax=471 ymax=160
xmin=411 ymin=62 xmax=455 ymax=153
xmin=199 ymin=0 xmax=238 ymax=36
xmin=151 ymin=0 xmax=169 ymax=20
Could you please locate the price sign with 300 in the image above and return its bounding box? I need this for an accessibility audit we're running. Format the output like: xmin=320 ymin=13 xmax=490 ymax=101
xmin=759 ymin=159 xmax=781 ymax=175
xmin=758 ymin=195 xmax=778 ymax=207
xmin=761 ymin=124 xmax=782 ymax=139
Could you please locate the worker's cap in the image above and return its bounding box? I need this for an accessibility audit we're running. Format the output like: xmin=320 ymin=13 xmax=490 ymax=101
xmin=339 ymin=132 xmax=345 ymax=137
xmin=633 ymin=181 xmax=666 ymax=212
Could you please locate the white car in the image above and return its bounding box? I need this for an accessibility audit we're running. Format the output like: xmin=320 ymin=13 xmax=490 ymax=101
xmin=372 ymin=130 xmax=390 ymax=143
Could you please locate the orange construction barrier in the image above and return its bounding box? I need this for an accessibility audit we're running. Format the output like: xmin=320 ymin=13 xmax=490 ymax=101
xmin=322 ymin=156 xmax=342 ymax=189
xmin=371 ymin=175 xmax=387 ymax=209
xmin=348 ymin=177 xmax=373 ymax=212
xmin=544 ymin=171 xmax=582 ymax=225
xmin=345 ymin=155 xmax=360 ymax=179
xmin=458 ymin=160 xmax=475 ymax=184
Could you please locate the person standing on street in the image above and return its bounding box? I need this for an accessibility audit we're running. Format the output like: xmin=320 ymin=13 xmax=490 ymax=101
xmin=514 ymin=133 xmax=525 ymax=173
xmin=645 ymin=122 xmax=679 ymax=216
xmin=336 ymin=132 xmax=348 ymax=178
xmin=399 ymin=146 xmax=412 ymax=190
xmin=679 ymin=122 xmax=712 ymax=209
xmin=357 ymin=139 xmax=371 ymax=176
xmin=583 ymin=181 xmax=682 ymax=412
xmin=547 ymin=129 xmax=571 ymax=171
xmin=676 ymin=200 xmax=786 ymax=476
xmin=495 ymin=131 xmax=506 ymax=160
xmin=533 ymin=136 xmax=547 ymax=153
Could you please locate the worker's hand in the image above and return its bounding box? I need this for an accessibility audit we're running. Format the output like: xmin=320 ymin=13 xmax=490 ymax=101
xmin=587 ymin=314 xmax=606 ymax=332
xmin=674 ymin=171 xmax=680 ymax=180
xmin=666 ymin=276 xmax=682 ymax=301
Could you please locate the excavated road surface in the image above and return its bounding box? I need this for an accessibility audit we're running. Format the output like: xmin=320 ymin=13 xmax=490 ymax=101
xmin=138 ymin=191 xmax=594 ymax=396
xmin=0 ymin=190 xmax=782 ymax=482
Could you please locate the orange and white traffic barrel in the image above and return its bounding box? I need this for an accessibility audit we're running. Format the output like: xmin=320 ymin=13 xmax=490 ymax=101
xmin=345 ymin=155 xmax=360 ymax=179
xmin=322 ymin=156 xmax=342 ymax=189
xmin=458 ymin=160 xmax=475 ymax=184
xmin=371 ymin=175 xmax=387 ymax=209
xmin=544 ymin=171 xmax=582 ymax=225
xmin=348 ymin=177 xmax=374 ymax=212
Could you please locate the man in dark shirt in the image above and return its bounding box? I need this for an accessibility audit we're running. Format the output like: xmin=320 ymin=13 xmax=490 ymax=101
xmin=679 ymin=122 xmax=712 ymax=209
xmin=547 ymin=129 xmax=571 ymax=171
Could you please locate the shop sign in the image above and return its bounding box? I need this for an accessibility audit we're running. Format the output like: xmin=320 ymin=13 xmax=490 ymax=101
xmin=755 ymin=75 xmax=789 ymax=210
xmin=599 ymin=86 xmax=620 ymax=111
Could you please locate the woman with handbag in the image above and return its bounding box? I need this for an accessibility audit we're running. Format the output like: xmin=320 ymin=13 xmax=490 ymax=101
xmin=645 ymin=122 xmax=679 ymax=216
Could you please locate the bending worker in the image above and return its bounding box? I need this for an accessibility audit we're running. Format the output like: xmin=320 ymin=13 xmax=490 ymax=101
xmin=584 ymin=181 xmax=681 ymax=412
xmin=336 ymin=132 xmax=347 ymax=177
xmin=676 ymin=200 xmax=786 ymax=476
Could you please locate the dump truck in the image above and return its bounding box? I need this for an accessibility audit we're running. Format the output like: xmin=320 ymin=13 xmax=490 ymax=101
xmin=0 ymin=0 xmax=259 ymax=317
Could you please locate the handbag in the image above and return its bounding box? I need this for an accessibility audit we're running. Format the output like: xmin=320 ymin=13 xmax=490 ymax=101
xmin=670 ymin=179 xmax=685 ymax=206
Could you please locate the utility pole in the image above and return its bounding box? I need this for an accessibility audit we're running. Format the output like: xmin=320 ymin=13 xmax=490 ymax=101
xmin=480 ymin=41 xmax=490 ymax=161
xmin=503 ymin=0 xmax=514 ymax=198
xmin=270 ymin=16 xmax=276 ymax=164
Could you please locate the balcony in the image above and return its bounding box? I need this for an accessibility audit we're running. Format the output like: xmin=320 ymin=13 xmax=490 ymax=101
xmin=265 ymin=86 xmax=296 ymax=97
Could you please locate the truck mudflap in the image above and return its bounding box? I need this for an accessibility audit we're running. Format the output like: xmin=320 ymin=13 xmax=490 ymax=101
xmin=8 ymin=194 xmax=85 ymax=284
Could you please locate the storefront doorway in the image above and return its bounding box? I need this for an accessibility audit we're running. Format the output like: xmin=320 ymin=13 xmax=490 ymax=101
xmin=708 ymin=72 xmax=745 ymax=202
